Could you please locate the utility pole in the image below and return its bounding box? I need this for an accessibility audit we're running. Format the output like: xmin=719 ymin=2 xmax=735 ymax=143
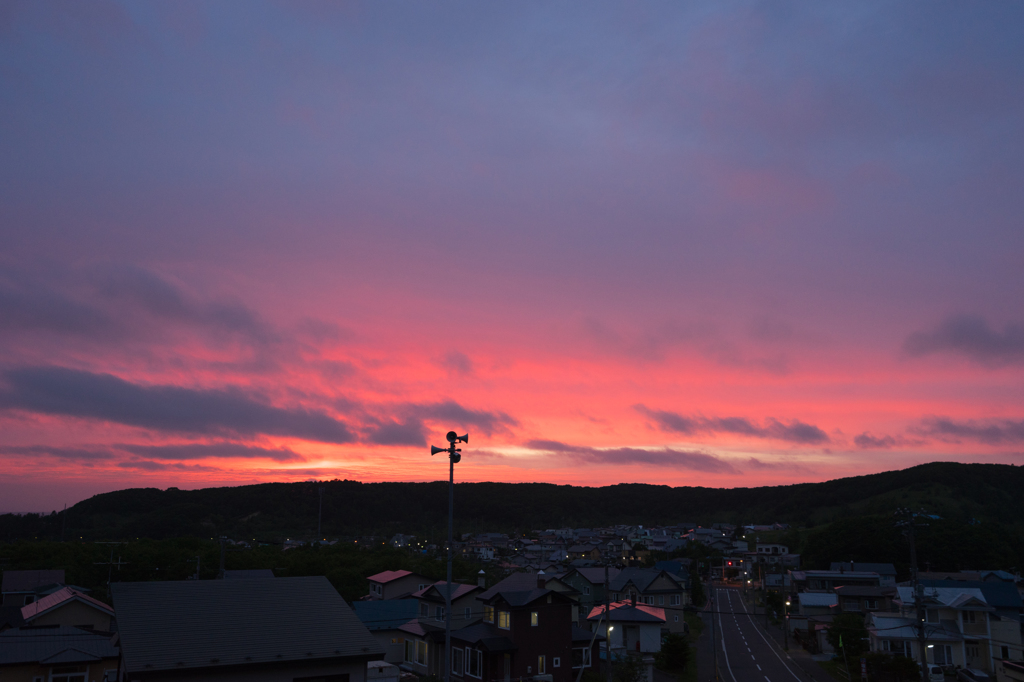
xmin=430 ymin=430 xmax=468 ymax=682
xmin=60 ymin=504 xmax=67 ymax=542
xmin=218 ymin=536 xmax=226 ymax=579
xmin=93 ymin=543 xmax=128 ymax=597
xmin=604 ymin=562 xmax=613 ymax=682
xmin=897 ymin=508 xmax=929 ymax=682
xmin=317 ymin=485 xmax=325 ymax=539
xmin=711 ymin=586 xmax=718 ymax=680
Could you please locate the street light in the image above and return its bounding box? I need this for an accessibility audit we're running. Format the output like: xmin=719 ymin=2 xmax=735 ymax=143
xmin=431 ymin=430 xmax=468 ymax=682
xmin=784 ymin=600 xmax=791 ymax=651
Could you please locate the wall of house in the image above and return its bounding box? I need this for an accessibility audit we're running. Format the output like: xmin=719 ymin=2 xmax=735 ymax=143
xmin=30 ymin=601 xmax=113 ymax=631
xmin=0 ymin=659 xmax=119 ymax=682
xmin=385 ymin=576 xmax=430 ymax=600
xmin=370 ymin=631 xmax=406 ymax=664
xmin=506 ymin=599 xmax=573 ymax=682
xmin=126 ymin=657 xmax=371 ymax=682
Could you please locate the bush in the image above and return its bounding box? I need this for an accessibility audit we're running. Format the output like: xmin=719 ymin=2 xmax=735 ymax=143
xmin=655 ymin=633 xmax=689 ymax=671
xmin=825 ymin=613 xmax=868 ymax=659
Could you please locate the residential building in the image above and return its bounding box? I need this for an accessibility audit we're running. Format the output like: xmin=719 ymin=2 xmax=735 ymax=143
xmin=562 ymin=567 xmax=621 ymax=624
xmin=367 ymin=570 xmax=433 ymax=601
xmin=353 ymin=599 xmax=420 ymax=664
xmin=20 ymin=587 xmax=115 ymax=631
xmin=789 ymin=569 xmax=882 ymax=593
xmin=834 ymin=585 xmax=897 ymax=614
xmin=587 ymin=600 xmax=666 ymax=655
xmin=0 ymin=625 xmax=119 ymax=682
xmin=867 ymin=585 xmax=1023 ymax=674
xmin=607 ymin=568 xmax=688 ymax=633
xmin=222 ymin=569 xmax=275 ymax=580
xmin=415 ymin=582 xmax=483 ymax=629
xmin=830 ymin=563 xmax=898 ymax=587
xmin=112 ymin=575 xmax=383 ymax=682
xmin=1 ymin=570 xmax=66 ymax=607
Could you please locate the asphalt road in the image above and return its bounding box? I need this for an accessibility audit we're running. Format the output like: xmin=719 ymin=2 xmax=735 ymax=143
xmin=710 ymin=586 xmax=815 ymax=682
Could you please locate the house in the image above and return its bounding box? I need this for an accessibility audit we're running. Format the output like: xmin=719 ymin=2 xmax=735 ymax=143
xmin=352 ymin=599 xmax=421 ymax=664
xmin=567 ymin=545 xmax=602 ymax=562
xmin=751 ymin=544 xmax=800 ymax=570
xmin=607 ymin=568 xmax=688 ymax=633
xmin=0 ymin=625 xmax=119 ymax=682
xmin=788 ymin=593 xmax=837 ymax=646
xmin=789 ymin=569 xmax=882 ymax=593
xmin=562 ymin=567 xmax=622 ymax=623
xmin=587 ymin=599 xmax=666 ymax=655
xmin=414 ymin=582 xmax=483 ymax=629
xmin=367 ymin=569 xmax=433 ymax=600
xmin=833 ymin=585 xmax=897 ymax=614
xmin=453 ymin=587 xmax=576 ymax=682
xmin=830 ymin=563 xmax=897 ymax=587
xmin=20 ymin=587 xmax=115 ymax=631
xmin=866 ymin=585 xmax=1021 ymax=673
xmin=112 ymin=575 xmax=383 ymax=681
xmin=1 ymin=570 xmax=66 ymax=607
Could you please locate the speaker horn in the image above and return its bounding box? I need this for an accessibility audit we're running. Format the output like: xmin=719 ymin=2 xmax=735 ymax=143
xmin=430 ymin=445 xmax=446 ymax=456
xmin=457 ymin=433 xmax=469 ymax=444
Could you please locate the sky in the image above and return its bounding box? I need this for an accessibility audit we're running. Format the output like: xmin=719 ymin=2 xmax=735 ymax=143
xmin=2 ymin=1 xmax=1023 ymax=512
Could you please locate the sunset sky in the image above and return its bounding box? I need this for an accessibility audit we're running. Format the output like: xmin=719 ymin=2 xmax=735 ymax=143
xmin=2 ymin=2 xmax=1023 ymax=512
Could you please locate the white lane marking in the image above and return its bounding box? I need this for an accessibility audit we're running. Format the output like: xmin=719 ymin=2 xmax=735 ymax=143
xmin=715 ymin=588 xmax=738 ymax=682
xmin=736 ymin=591 xmax=804 ymax=682
xmin=757 ymin=664 xmax=762 ymax=670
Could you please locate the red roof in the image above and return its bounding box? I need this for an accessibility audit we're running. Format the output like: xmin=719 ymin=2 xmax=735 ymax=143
xmin=367 ymin=569 xmax=413 ymax=584
xmin=21 ymin=586 xmax=113 ymax=621
xmin=587 ymin=600 xmax=666 ymax=623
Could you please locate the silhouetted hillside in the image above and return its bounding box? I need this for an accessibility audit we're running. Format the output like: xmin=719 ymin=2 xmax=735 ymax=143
xmin=2 ymin=462 xmax=1023 ymax=545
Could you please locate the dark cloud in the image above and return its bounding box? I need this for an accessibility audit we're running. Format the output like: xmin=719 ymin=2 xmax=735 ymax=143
xmin=523 ymin=439 xmax=736 ymax=473
xmin=0 ymin=280 xmax=112 ymax=336
xmin=364 ymin=417 xmax=428 ymax=447
xmin=438 ymin=350 xmax=474 ymax=375
xmin=118 ymin=442 xmax=305 ymax=462
xmin=0 ymin=444 xmax=114 ymax=461
xmin=904 ymin=315 xmax=1024 ymax=366
xmin=402 ymin=400 xmax=519 ymax=437
xmin=635 ymin=405 xmax=829 ymax=444
xmin=0 ymin=366 xmax=355 ymax=444
xmin=854 ymin=433 xmax=898 ymax=449
xmin=915 ymin=417 xmax=1024 ymax=445
xmin=116 ymin=459 xmax=220 ymax=472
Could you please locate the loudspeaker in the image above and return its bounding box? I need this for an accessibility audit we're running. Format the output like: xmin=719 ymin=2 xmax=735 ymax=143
xmin=430 ymin=445 xmax=446 ymax=456
xmin=457 ymin=433 xmax=469 ymax=444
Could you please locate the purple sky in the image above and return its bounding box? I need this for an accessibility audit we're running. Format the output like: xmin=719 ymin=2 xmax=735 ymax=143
xmin=1 ymin=1 xmax=1023 ymax=511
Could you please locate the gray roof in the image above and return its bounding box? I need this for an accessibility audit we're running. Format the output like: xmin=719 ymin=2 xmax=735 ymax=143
xmin=223 ymin=569 xmax=275 ymax=579
xmin=112 ymin=576 xmax=383 ymax=674
xmin=572 ymin=625 xmax=605 ymax=643
xmin=919 ymin=580 xmax=1023 ymax=612
xmin=0 ymin=626 xmax=118 ymax=666
xmin=830 ymin=562 xmax=897 ymax=576
xmin=450 ymin=623 xmax=516 ymax=652
xmin=565 ymin=567 xmax=621 ymax=586
xmin=609 ymin=568 xmax=682 ymax=593
xmin=353 ymin=599 xmax=420 ymax=631
xmin=2 ymin=570 xmax=65 ymax=593
xmin=478 ymin=572 xmax=550 ymax=601
xmin=483 ymin=589 xmax=553 ymax=607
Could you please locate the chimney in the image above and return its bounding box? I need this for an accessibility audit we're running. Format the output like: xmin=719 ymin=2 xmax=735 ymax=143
xmin=537 ymin=570 xmax=546 ymax=589
xmin=478 ymin=570 xmax=486 ymax=589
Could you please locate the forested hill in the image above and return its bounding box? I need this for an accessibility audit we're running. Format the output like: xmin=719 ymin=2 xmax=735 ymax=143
xmin=2 ymin=462 xmax=1022 ymax=543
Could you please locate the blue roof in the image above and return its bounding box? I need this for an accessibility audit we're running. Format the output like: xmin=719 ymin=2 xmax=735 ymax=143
xmin=352 ymin=598 xmax=420 ymax=631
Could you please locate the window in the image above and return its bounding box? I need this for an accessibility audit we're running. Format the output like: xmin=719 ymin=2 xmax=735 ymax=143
xmin=967 ymin=644 xmax=980 ymax=659
xmin=613 ymin=593 xmax=619 ymax=600
xmin=420 ymin=602 xmax=429 ymax=617
xmin=538 ymin=655 xmax=546 ymax=674
xmin=933 ymin=644 xmax=953 ymax=665
xmin=466 ymin=648 xmax=482 ymax=678
xmin=554 ymin=657 xmax=561 ymax=668
xmin=531 ymin=611 xmax=539 ymax=626
xmin=484 ymin=606 xmax=494 ymax=623
xmin=452 ymin=647 xmax=465 ymax=676
xmin=417 ymin=640 xmax=428 ymax=665
xmin=49 ymin=667 xmax=86 ymax=682
xmin=670 ymin=595 xmax=681 ymax=606
xmin=572 ymin=647 xmax=592 ymax=669
xmin=865 ymin=599 xmax=878 ymax=610
xmin=465 ymin=607 xmax=472 ymax=619
xmin=644 ymin=596 xmax=654 ymax=605
xmin=435 ymin=606 xmax=445 ymax=622
xmin=674 ymin=615 xmax=679 ymax=622
xmin=926 ymin=609 xmax=939 ymax=623
xmin=964 ymin=611 xmax=977 ymax=624
xmin=583 ymin=586 xmax=591 ymax=596
xmin=498 ymin=610 xmax=510 ymax=629
xmin=883 ymin=640 xmax=910 ymax=657
xmin=406 ymin=640 xmax=415 ymax=662
xmin=1002 ymin=646 xmax=1010 ymax=660
xmin=658 ymin=596 xmax=664 ymax=605
xmin=419 ymin=584 xmax=428 ymax=590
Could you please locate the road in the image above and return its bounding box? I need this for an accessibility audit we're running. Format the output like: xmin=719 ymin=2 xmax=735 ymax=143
xmin=709 ymin=585 xmax=816 ymax=682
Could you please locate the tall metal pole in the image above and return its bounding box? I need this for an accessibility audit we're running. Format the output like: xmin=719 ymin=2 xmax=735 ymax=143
xmin=604 ymin=562 xmax=612 ymax=682
xmin=446 ymin=454 xmax=454 ymax=682
xmin=711 ymin=586 xmax=718 ymax=680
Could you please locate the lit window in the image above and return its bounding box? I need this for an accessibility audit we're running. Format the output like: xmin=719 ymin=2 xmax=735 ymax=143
xmin=538 ymin=655 xmax=546 ymax=674
xmin=484 ymin=606 xmax=494 ymax=623
xmin=498 ymin=611 xmax=511 ymax=629
xmin=531 ymin=611 xmax=539 ymax=626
